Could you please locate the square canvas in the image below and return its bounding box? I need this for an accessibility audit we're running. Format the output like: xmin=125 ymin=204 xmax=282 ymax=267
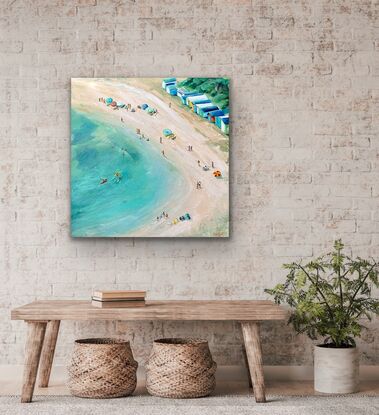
xmin=71 ymin=78 xmax=229 ymax=237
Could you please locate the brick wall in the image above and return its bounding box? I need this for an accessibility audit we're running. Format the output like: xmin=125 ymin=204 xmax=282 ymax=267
xmin=1 ymin=0 xmax=378 ymax=366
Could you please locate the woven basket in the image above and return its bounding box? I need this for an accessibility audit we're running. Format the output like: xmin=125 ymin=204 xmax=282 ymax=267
xmin=146 ymin=338 xmax=217 ymax=398
xmin=67 ymin=338 xmax=138 ymax=399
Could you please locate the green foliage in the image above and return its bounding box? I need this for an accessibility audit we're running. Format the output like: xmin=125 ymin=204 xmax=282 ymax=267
xmin=265 ymin=240 xmax=379 ymax=347
xmin=178 ymin=78 xmax=229 ymax=110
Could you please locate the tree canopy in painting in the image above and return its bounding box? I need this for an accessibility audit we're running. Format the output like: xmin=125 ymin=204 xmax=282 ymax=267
xmin=178 ymin=78 xmax=229 ymax=110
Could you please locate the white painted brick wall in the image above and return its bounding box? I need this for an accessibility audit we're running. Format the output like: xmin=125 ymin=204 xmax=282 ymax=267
xmin=0 ymin=0 xmax=378 ymax=366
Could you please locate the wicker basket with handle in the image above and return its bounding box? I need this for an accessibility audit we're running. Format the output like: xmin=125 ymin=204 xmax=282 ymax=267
xmin=146 ymin=338 xmax=217 ymax=398
xmin=67 ymin=338 xmax=138 ymax=398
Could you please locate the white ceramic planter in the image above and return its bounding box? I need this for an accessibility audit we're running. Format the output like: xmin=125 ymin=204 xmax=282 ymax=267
xmin=314 ymin=345 xmax=359 ymax=394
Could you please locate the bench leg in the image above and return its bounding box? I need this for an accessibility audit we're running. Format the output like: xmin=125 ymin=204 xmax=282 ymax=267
xmin=38 ymin=320 xmax=60 ymax=388
xmin=241 ymin=322 xmax=266 ymax=403
xmin=242 ymin=346 xmax=253 ymax=389
xmin=21 ymin=321 xmax=47 ymax=403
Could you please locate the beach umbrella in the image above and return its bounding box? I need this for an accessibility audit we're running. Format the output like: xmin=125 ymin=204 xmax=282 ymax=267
xmin=163 ymin=129 xmax=173 ymax=137
xmin=141 ymin=103 xmax=149 ymax=110
xmin=105 ymin=97 xmax=113 ymax=104
xmin=110 ymin=101 xmax=117 ymax=107
xmin=117 ymin=103 xmax=125 ymax=108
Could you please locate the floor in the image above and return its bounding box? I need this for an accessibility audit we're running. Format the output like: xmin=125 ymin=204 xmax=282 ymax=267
xmin=1 ymin=379 xmax=379 ymax=397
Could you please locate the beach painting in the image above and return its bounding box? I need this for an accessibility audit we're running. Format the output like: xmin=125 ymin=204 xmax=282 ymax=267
xmin=71 ymin=78 xmax=229 ymax=237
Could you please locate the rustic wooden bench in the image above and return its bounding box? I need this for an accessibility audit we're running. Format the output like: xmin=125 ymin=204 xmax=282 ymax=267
xmin=11 ymin=300 xmax=287 ymax=403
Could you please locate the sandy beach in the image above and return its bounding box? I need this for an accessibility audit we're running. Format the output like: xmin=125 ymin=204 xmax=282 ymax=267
xmin=71 ymin=78 xmax=229 ymax=237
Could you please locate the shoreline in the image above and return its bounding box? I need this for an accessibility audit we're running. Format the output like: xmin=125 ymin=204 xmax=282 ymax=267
xmin=71 ymin=78 xmax=229 ymax=237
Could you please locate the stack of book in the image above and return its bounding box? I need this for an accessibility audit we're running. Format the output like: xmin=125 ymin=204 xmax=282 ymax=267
xmin=91 ymin=290 xmax=146 ymax=308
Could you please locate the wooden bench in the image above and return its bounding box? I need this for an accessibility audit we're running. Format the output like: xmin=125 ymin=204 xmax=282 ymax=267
xmin=11 ymin=300 xmax=287 ymax=403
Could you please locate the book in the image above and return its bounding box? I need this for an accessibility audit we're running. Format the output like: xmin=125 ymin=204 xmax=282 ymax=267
xmin=92 ymin=296 xmax=145 ymax=303
xmin=93 ymin=290 xmax=146 ymax=300
xmin=91 ymin=299 xmax=146 ymax=308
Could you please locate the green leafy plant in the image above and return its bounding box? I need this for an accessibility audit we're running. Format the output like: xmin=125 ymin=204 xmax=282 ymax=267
xmin=265 ymin=240 xmax=379 ymax=347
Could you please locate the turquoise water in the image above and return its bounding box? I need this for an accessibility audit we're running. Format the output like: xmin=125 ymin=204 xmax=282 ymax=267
xmin=71 ymin=108 xmax=183 ymax=237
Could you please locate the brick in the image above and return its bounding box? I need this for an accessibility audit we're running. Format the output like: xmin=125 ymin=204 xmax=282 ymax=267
xmin=273 ymin=245 xmax=313 ymax=258
xmin=255 ymin=63 xmax=293 ymax=76
xmin=0 ymin=41 xmax=23 ymax=53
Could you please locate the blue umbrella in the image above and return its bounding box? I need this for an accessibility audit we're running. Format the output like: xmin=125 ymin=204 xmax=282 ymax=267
xmin=163 ymin=129 xmax=173 ymax=137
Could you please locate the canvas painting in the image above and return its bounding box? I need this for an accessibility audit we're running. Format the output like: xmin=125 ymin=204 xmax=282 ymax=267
xmin=70 ymin=78 xmax=229 ymax=237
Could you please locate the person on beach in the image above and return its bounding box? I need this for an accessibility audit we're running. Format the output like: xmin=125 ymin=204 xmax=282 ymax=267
xmin=160 ymin=137 xmax=162 ymax=144
xmin=211 ymin=161 xmax=214 ymax=168
xmin=198 ymin=181 xmax=202 ymax=189
xmin=169 ymin=102 xmax=171 ymax=108
xmin=121 ymin=117 xmax=123 ymax=123
xmin=197 ymin=160 xmax=200 ymax=166
xmin=162 ymin=150 xmax=165 ymax=157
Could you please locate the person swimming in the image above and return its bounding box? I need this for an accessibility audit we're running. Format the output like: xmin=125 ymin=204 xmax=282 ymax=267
xmin=113 ymin=171 xmax=122 ymax=183
xmin=100 ymin=178 xmax=107 ymax=185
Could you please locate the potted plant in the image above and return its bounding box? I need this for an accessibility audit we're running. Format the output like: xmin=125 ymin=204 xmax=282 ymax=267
xmin=265 ymin=240 xmax=379 ymax=393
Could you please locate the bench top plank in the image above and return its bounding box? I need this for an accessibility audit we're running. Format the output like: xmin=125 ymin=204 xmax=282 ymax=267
xmin=11 ymin=300 xmax=287 ymax=321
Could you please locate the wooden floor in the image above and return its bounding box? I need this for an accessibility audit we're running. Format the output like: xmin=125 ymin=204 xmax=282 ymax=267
xmin=1 ymin=379 xmax=378 ymax=397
